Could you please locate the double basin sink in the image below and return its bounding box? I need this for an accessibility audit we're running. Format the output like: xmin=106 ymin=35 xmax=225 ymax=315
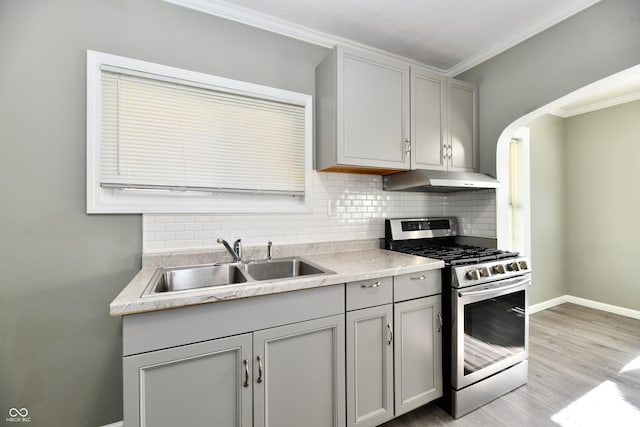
xmin=143 ymin=257 xmax=334 ymax=296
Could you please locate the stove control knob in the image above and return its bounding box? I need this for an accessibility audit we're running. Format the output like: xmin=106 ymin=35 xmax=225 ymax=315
xmin=519 ymin=261 xmax=528 ymax=270
xmin=507 ymin=262 xmax=521 ymax=272
xmin=492 ymin=264 xmax=506 ymax=274
xmin=466 ymin=269 xmax=480 ymax=280
xmin=479 ymin=267 xmax=490 ymax=278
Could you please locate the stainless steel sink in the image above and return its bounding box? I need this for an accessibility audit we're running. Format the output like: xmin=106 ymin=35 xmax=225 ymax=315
xmin=144 ymin=264 xmax=248 ymax=295
xmin=142 ymin=257 xmax=334 ymax=296
xmin=245 ymin=257 xmax=332 ymax=281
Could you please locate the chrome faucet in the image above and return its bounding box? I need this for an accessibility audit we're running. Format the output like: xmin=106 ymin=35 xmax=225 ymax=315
xmin=267 ymin=241 xmax=273 ymax=261
xmin=233 ymin=239 xmax=242 ymax=261
xmin=217 ymin=238 xmax=242 ymax=262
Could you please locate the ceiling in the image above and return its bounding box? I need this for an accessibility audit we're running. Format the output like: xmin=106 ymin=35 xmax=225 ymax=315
xmin=173 ymin=0 xmax=603 ymax=75
xmin=170 ymin=0 xmax=640 ymax=115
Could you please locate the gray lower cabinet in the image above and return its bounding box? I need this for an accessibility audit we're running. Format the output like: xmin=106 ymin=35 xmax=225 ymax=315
xmin=253 ymin=314 xmax=346 ymax=427
xmin=394 ymin=295 xmax=443 ymax=416
xmin=346 ymin=271 xmax=442 ymax=427
xmin=121 ymin=273 xmax=443 ymax=427
xmin=124 ymin=315 xmax=345 ymax=427
xmin=123 ymin=333 xmax=253 ymax=427
xmin=346 ymin=304 xmax=394 ymax=427
xmin=122 ymin=285 xmax=346 ymax=427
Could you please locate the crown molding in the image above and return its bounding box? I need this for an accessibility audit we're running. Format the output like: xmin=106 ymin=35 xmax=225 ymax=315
xmin=166 ymin=0 xmax=601 ymax=77
xmin=448 ymin=0 xmax=602 ymax=76
xmin=552 ymin=91 xmax=640 ymax=118
xmin=163 ymin=0 xmax=447 ymax=75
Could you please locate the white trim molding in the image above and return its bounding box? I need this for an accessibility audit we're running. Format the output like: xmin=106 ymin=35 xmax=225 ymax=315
xmin=101 ymin=422 xmax=123 ymax=427
xmin=446 ymin=0 xmax=602 ymax=76
xmin=163 ymin=0 xmax=446 ymax=75
xmin=86 ymin=50 xmax=314 ymax=214
xmin=551 ymin=91 xmax=640 ymax=118
xmin=530 ymin=295 xmax=640 ymax=320
xmin=164 ymin=0 xmax=601 ymax=77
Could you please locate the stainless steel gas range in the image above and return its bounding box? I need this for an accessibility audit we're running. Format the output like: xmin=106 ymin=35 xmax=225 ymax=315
xmin=384 ymin=217 xmax=531 ymax=418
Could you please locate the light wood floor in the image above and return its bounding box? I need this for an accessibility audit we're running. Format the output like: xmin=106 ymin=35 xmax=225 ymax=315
xmin=382 ymin=303 xmax=640 ymax=427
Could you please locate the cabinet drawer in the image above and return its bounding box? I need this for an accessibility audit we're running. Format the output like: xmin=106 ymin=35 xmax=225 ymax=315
xmin=346 ymin=277 xmax=393 ymax=311
xmin=394 ymin=270 xmax=441 ymax=302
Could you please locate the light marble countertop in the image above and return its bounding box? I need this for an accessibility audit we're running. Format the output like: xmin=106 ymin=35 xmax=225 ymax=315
xmin=110 ymin=240 xmax=444 ymax=316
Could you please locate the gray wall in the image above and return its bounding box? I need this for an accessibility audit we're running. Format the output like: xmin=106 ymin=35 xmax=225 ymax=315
xmin=527 ymin=115 xmax=567 ymax=304
xmin=564 ymin=100 xmax=640 ymax=310
xmin=525 ymin=103 xmax=640 ymax=312
xmin=457 ymin=0 xmax=640 ymax=177
xmin=0 ymin=0 xmax=326 ymax=425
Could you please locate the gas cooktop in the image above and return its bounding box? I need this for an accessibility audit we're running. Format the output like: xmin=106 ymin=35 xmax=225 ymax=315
xmin=394 ymin=244 xmax=518 ymax=266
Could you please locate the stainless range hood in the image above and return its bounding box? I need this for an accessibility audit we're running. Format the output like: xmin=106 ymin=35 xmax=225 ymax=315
xmin=382 ymin=169 xmax=499 ymax=192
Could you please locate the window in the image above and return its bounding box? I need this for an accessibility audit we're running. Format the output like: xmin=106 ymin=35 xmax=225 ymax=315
xmin=507 ymin=136 xmax=530 ymax=254
xmin=86 ymin=51 xmax=312 ymax=213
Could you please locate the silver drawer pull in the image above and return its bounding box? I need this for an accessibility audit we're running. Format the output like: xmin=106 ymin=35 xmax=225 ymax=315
xmin=243 ymin=359 xmax=250 ymax=387
xmin=257 ymin=355 xmax=263 ymax=384
xmin=437 ymin=312 xmax=443 ymax=333
xmin=387 ymin=323 xmax=393 ymax=345
xmin=410 ymin=275 xmax=427 ymax=280
xmin=361 ymin=281 xmax=380 ymax=288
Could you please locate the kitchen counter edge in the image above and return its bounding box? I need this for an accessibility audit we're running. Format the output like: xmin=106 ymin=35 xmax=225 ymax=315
xmin=110 ymin=249 xmax=444 ymax=316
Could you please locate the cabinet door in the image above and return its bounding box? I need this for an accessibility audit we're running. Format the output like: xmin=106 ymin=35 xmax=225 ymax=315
xmin=123 ymin=333 xmax=252 ymax=427
xmin=447 ymin=79 xmax=478 ymax=171
xmin=347 ymin=305 xmax=394 ymax=427
xmin=411 ymin=67 xmax=446 ymax=170
xmin=254 ymin=314 xmax=346 ymax=427
xmin=394 ymin=295 xmax=443 ymax=416
xmin=339 ymin=46 xmax=410 ymax=169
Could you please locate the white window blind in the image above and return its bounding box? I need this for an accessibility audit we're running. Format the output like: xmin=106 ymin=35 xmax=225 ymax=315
xmin=100 ymin=70 xmax=306 ymax=195
xmin=508 ymin=138 xmax=524 ymax=253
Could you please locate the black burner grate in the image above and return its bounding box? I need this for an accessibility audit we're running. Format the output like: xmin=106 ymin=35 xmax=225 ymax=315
xmin=396 ymin=244 xmax=518 ymax=266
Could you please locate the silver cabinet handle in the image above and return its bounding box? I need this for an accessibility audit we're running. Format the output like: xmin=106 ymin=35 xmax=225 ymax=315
xmin=243 ymin=359 xmax=250 ymax=387
xmin=257 ymin=355 xmax=263 ymax=384
xmin=404 ymin=138 xmax=411 ymax=156
xmin=361 ymin=281 xmax=380 ymax=288
xmin=437 ymin=312 xmax=443 ymax=333
xmin=410 ymin=275 xmax=426 ymax=280
xmin=387 ymin=323 xmax=393 ymax=345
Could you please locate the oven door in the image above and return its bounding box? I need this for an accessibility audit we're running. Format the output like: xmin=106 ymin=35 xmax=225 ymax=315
xmin=451 ymin=274 xmax=530 ymax=389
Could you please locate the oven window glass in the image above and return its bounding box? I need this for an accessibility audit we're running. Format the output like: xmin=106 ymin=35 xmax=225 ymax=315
xmin=463 ymin=290 xmax=526 ymax=375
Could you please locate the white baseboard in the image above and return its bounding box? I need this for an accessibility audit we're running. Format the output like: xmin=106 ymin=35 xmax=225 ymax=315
xmin=530 ymin=294 xmax=640 ymax=320
xmin=101 ymin=422 xmax=123 ymax=427
xmin=529 ymin=295 xmax=569 ymax=314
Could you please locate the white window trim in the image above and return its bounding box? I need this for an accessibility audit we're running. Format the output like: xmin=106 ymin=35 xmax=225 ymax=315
xmin=86 ymin=50 xmax=313 ymax=214
xmin=496 ymin=126 xmax=531 ymax=256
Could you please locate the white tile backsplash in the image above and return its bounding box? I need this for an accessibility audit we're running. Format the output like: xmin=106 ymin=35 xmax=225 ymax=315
xmin=446 ymin=189 xmax=497 ymax=238
xmin=143 ymin=171 xmax=496 ymax=253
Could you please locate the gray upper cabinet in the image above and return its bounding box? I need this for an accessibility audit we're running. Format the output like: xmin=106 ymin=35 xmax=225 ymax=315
xmin=411 ymin=67 xmax=447 ymax=170
xmin=412 ymin=71 xmax=478 ymax=172
xmin=316 ymin=45 xmax=411 ymax=172
xmin=394 ymin=294 xmax=443 ymax=416
xmin=253 ymin=314 xmax=346 ymax=427
xmin=123 ymin=333 xmax=253 ymax=427
xmin=316 ymin=45 xmax=478 ymax=174
xmin=447 ymin=78 xmax=478 ymax=171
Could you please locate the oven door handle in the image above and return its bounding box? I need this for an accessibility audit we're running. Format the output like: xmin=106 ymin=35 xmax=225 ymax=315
xmin=457 ymin=277 xmax=529 ymax=298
